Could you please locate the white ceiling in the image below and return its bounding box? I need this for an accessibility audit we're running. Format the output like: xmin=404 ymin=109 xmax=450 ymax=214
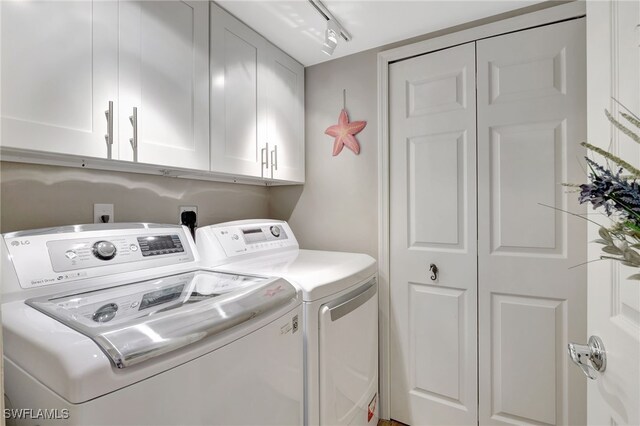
xmin=217 ymin=0 xmax=543 ymax=66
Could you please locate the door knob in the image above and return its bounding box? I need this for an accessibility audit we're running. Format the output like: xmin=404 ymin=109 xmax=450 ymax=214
xmin=429 ymin=264 xmax=438 ymax=281
xmin=568 ymin=335 xmax=606 ymax=380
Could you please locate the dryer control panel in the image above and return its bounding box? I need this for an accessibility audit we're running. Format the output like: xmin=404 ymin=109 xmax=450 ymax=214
xmin=196 ymin=220 xmax=299 ymax=264
xmin=218 ymin=224 xmax=290 ymax=255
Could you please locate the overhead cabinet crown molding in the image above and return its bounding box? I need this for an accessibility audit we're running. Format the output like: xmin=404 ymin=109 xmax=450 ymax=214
xmin=0 ymin=0 xmax=305 ymax=185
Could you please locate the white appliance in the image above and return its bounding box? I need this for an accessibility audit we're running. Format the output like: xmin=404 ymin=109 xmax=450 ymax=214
xmin=1 ymin=223 xmax=303 ymax=426
xmin=196 ymin=220 xmax=378 ymax=426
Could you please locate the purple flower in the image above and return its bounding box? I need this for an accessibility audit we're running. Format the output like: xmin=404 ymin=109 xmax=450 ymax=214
xmin=578 ymin=158 xmax=640 ymax=225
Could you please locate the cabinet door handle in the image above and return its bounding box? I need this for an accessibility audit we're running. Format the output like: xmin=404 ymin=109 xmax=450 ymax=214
xmin=261 ymin=142 xmax=269 ymax=177
xmin=270 ymin=145 xmax=278 ymax=178
xmin=129 ymin=107 xmax=138 ymax=162
xmin=274 ymin=145 xmax=279 ymax=170
xmin=104 ymin=101 xmax=114 ymax=159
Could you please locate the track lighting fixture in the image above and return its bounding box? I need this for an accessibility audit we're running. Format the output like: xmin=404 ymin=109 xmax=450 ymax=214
xmin=308 ymin=0 xmax=351 ymax=56
xmin=322 ymin=20 xmax=339 ymax=56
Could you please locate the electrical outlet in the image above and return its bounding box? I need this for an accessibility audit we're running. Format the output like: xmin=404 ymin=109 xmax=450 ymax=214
xmin=179 ymin=206 xmax=198 ymax=225
xmin=94 ymin=204 xmax=114 ymax=224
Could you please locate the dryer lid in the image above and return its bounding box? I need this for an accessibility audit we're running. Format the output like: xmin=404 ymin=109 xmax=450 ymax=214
xmin=217 ymin=250 xmax=377 ymax=302
xmin=26 ymin=270 xmax=298 ymax=368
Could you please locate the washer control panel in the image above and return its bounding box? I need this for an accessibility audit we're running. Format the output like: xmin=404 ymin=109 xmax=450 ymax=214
xmin=3 ymin=225 xmax=196 ymax=289
xmin=47 ymin=233 xmax=187 ymax=273
xmin=138 ymin=235 xmax=184 ymax=257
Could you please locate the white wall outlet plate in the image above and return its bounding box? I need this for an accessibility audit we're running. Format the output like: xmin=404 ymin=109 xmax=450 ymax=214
xmin=94 ymin=204 xmax=114 ymax=224
xmin=179 ymin=206 xmax=198 ymax=225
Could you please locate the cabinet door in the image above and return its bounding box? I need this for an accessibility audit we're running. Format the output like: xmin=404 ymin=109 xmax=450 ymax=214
xmin=1 ymin=0 xmax=118 ymax=158
xmin=119 ymin=0 xmax=209 ymax=170
xmin=266 ymin=46 xmax=305 ymax=183
xmin=210 ymin=3 xmax=268 ymax=178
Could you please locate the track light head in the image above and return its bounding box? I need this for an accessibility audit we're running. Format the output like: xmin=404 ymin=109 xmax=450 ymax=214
xmin=322 ymin=19 xmax=339 ymax=56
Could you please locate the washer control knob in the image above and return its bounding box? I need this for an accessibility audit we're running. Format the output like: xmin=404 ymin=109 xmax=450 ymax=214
xmin=92 ymin=303 xmax=118 ymax=323
xmin=270 ymin=226 xmax=281 ymax=238
xmin=93 ymin=240 xmax=117 ymax=260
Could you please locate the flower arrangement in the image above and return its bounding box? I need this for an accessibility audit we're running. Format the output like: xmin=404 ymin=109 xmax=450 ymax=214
xmin=575 ymin=104 xmax=640 ymax=279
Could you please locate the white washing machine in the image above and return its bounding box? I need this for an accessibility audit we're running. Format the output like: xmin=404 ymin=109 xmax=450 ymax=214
xmin=196 ymin=220 xmax=378 ymax=426
xmin=1 ymin=223 xmax=303 ymax=426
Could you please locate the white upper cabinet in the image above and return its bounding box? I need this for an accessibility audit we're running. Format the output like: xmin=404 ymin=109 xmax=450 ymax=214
xmin=1 ymin=0 xmax=209 ymax=171
xmin=265 ymin=45 xmax=305 ymax=183
xmin=209 ymin=3 xmax=305 ymax=183
xmin=119 ymin=0 xmax=209 ymax=170
xmin=1 ymin=0 xmax=304 ymax=184
xmin=210 ymin=3 xmax=267 ymax=178
xmin=1 ymin=1 xmax=119 ymax=159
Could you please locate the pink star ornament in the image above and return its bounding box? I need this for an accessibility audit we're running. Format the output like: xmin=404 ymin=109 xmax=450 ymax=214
xmin=324 ymin=109 xmax=367 ymax=156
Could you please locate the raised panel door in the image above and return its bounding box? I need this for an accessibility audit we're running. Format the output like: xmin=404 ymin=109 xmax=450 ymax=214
xmin=389 ymin=42 xmax=477 ymax=425
xmin=209 ymin=2 xmax=268 ymax=178
xmin=266 ymin=45 xmax=304 ymax=183
xmin=477 ymin=18 xmax=587 ymax=426
xmin=1 ymin=0 xmax=118 ymax=158
xmin=118 ymin=0 xmax=209 ymax=170
xmin=586 ymin=1 xmax=640 ymax=425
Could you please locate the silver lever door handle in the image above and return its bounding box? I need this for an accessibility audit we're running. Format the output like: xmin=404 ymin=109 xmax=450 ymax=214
xmin=568 ymin=335 xmax=606 ymax=380
xmin=104 ymin=101 xmax=114 ymax=159
xmin=129 ymin=107 xmax=138 ymax=162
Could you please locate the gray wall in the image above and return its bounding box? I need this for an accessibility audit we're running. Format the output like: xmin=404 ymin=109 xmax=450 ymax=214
xmin=0 ymin=161 xmax=269 ymax=233
xmin=269 ymin=1 xmax=562 ymax=260
xmin=270 ymin=50 xmax=379 ymax=258
xmin=1 ymin=2 xmax=560 ymax=247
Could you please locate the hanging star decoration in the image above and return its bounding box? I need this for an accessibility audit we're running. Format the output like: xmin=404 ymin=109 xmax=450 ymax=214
xmin=324 ymin=109 xmax=367 ymax=156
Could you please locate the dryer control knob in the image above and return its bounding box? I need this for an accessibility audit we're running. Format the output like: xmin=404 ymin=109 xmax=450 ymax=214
xmin=93 ymin=240 xmax=117 ymax=260
xmin=270 ymin=226 xmax=281 ymax=237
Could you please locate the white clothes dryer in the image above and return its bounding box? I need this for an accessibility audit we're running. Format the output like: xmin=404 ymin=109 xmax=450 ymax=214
xmin=2 ymin=223 xmax=303 ymax=426
xmin=197 ymin=220 xmax=379 ymax=426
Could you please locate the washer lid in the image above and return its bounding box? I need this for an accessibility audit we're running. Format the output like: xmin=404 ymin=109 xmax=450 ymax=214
xmin=26 ymin=270 xmax=298 ymax=368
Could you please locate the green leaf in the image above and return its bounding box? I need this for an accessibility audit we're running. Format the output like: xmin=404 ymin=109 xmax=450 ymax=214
xmin=599 ymin=227 xmax=614 ymax=243
xmin=593 ymin=239 xmax=610 ymax=245
xmin=582 ymin=142 xmax=640 ymax=177
xmin=606 ymin=109 xmax=640 ymax=144
xmin=621 ymin=112 xmax=640 ymax=130
xmin=603 ymin=245 xmax=623 ymax=255
xmin=624 ymin=250 xmax=640 ymax=264
xmin=627 ymin=273 xmax=640 ymax=280
xmin=624 ymin=221 xmax=640 ymax=232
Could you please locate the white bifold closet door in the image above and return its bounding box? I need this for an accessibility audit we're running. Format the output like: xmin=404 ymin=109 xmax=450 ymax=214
xmin=389 ymin=18 xmax=586 ymax=426
xmin=389 ymin=42 xmax=478 ymax=426
xmin=477 ymin=18 xmax=586 ymax=426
